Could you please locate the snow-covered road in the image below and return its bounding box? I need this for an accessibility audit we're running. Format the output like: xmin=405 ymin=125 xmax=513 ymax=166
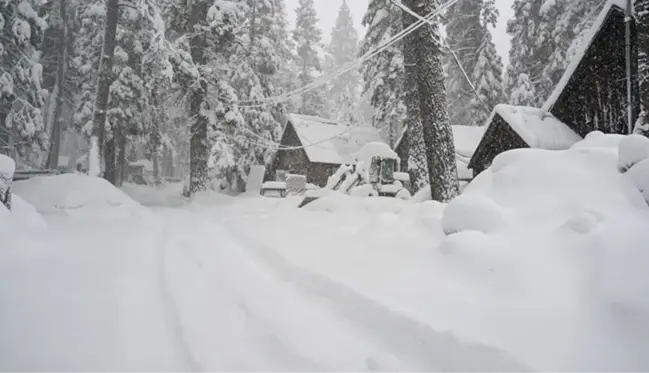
xmin=1 ymin=196 xmax=528 ymax=371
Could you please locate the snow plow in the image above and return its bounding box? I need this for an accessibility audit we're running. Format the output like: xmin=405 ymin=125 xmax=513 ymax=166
xmin=298 ymin=142 xmax=411 ymax=208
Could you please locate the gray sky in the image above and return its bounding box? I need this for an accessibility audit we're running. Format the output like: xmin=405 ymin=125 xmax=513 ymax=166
xmin=285 ymin=0 xmax=515 ymax=65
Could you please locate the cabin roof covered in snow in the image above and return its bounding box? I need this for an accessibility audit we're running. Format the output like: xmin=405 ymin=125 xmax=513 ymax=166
xmin=394 ymin=125 xmax=486 ymax=160
xmin=543 ymin=0 xmax=628 ymax=111
xmin=488 ymin=105 xmax=583 ymax=149
xmin=284 ymin=114 xmax=383 ymax=165
xmin=453 ymin=125 xmax=487 ymax=161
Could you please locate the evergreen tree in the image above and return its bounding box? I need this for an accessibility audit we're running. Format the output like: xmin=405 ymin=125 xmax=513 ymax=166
xmin=506 ymin=0 xmax=604 ymax=107
xmin=292 ymin=0 xmax=327 ymax=117
xmin=164 ymin=0 xmax=245 ymax=196
xmin=634 ymin=0 xmax=649 ymax=135
xmin=226 ymin=0 xmax=286 ymax=192
xmin=445 ymin=0 xmax=504 ymax=127
xmin=326 ymin=0 xmax=361 ymax=125
xmin=0 ymin=0 xmax=48 ymax=156
xmin=402 ymin=0 xmax=459 ymax=201
xmin=270 ymin=0 xmax=301 ymax=114
xmin=505 ymin=0 xmax=557 ymax=106
xmin=360 ymin=0 xmax=406 ymax=145
xmin=40 ymin=0 xmax=75 ymax=169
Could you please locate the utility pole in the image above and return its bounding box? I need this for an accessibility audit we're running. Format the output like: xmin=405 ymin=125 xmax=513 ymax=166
xmin=626 ymin=0 xmax=638 ymax=134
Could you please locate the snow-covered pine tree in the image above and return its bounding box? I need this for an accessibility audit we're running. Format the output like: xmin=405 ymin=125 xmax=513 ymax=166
xmin=225 ymin=0 xmax=285 ymax=192
xmin=445 ymin=0 xmax=504 ymax=127
xmin=87 ymin=0 xmax=120 ymax=177
xmin=292 ymin=0 xmax=327 ymax=117
xmin=402 ymin=0 xmax=459 ymax=201
xmin=360 ymin=0 xmax=428 ymax=191
xmin=325 ymin=0 xmax=361 ymax=125
xmin=506 ymin=0 xmax=604 ymax=107
xmin=0 ymin=0 xmax=48 ymax=157
xmin=70 ymin=0 xmax=104 ymax=174
xmin=105 ymin=4 xmax=150 ymax=185
xmin=360 ymin=0 xmax=406 ymax=146
xmin=505 ymin=0 xmax=558 ymax=107
xmin=543 ymin=0 xmax=604 ymax=93
xmin=270 ymin=0 xmax=300 ymax=114
xmin=40 ymin=0 xmax=75 ymax=169
xmin=164 ymin=0 xmax=245 ymax=196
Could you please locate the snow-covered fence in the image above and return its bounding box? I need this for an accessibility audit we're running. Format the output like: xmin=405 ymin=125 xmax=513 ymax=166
xmin=285 ymin=174 xmax=307 ymax=195
xmin=0 ymin=155 xmax=16 ymax=210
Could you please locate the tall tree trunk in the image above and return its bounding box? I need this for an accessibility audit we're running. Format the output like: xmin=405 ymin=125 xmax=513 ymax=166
xmin=88 ymin=0 xmax=119 ymax=177
xmin=402 ymin=0 xmax=459 ymax=201
xmin=45 ymin=0 xmax=69 ymax=170
xmin=188 ymin=1 xmax=210 ymax=196
xmin=104 ymin=134 xmax=117 ymax=184
xmin=151 ymin=127 xmax=162 ymax=186
xmin=403 ymin=60 xmax=429 ymax=193
xmin=117 ymin=128 xmax=126 ymax=186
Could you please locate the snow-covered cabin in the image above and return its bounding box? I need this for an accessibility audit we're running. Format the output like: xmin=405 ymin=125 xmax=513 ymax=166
xmin=469 ymin=0 xmax=639 ymax=177
xmin=393 ymin=125 xmax=486 ymax=181
xmin=468 ymin=105 xmax=582 ymax=176
xmin=543 ymin=0 xmax=639 ymax=136
xmin=269 ymin=114 xmax=384 ymax=187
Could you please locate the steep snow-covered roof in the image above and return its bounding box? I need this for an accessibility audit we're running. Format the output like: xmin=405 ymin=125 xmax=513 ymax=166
xmin=394 ymin=125 xmax=485 ymax=158
xmin=543 ymin=0 xmax=628 ymax=111
xmin=491 ymin=105 xmax=582 ymax=149
xmin=285 ymin=114 xmax=384 ymax=165
xmin=453 ymin=125 xmax=486 ymax=161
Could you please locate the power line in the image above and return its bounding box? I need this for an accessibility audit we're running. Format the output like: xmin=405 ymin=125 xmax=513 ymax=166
xmin=389 ymin=0 xmax=491 ymax=114
xmin=237 ymin=0 xmax=460 ymax=108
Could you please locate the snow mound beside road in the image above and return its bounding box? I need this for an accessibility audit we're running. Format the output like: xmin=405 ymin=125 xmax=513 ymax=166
xmin=14 ymin=174 xmax=143 ymax=216
xmin=438 ymin=133 xmax=649 ymax=370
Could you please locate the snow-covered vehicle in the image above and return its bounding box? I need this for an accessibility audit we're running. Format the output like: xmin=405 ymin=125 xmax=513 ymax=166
xmin=298 ymin=142 xmax=411 ymax=207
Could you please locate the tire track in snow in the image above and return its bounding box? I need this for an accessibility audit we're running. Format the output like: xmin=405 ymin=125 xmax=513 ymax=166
xmin=220 ymin=219 xmax=532 ymax=372
xmin=158 ymin=209 xmax=380 ymax=373
xmin=152 ymin=211 xmax=203 ymax=371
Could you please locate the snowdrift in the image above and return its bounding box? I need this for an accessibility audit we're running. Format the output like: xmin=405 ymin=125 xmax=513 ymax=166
xmin=14 ymin=174 xmax=143 ymax=216
xmin=0 ymin=194 xmax=49 ymax=266
xmin=436 ymin=132 xmax=649 ymax=370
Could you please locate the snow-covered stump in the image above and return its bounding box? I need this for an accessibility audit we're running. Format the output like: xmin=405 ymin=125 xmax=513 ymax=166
xmin=0 ymin=155 xmax=16 ymax=210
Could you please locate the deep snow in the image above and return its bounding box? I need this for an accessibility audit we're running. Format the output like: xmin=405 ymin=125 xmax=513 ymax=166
xmin=2 ymin=132 xmax=649 ymax=371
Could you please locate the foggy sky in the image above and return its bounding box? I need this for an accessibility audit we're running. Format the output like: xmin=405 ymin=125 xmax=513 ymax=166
xmin=285 ymin=0 xmax=515 ymax=65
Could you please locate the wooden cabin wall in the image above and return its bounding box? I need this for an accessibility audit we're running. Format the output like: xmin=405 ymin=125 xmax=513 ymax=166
xmin=269 ymin=122 xmax=311 ymax=182
xmin=469 ymin=115 xmax=529 ymax=176
xmin=550 ymin=9 xmax=640 ymax=136
xmin=309 ymin=163 xmax=338 ymax=187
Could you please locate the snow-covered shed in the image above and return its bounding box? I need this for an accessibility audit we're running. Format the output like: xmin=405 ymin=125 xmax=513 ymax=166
xmin=543 ymin=0 xmax=639 ymax=136
xmin=469 ymin=0 xmax=639 ymax=178
xmin=468 ymin=105 xmax=582 ymax=176
xmin=270 ymin=114 xmax=384 ymax=187
xmin=393 ymin=125 xmax=486 ymax=181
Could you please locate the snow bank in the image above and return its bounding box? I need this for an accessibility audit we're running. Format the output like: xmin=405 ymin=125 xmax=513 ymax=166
xmin=121 ymin=182 xmax=190 ymax=207
xmin=0 ymin=196 xmax=49 ymax=267
xmin=10 ymin=194 xmax=47 ymax=233
xmin=437 ymin=133 xmax=649 ymax=370
xmin=444 ymin=143 xmax=645 ymax=235
xmin=304 ymin=193 xmax=406 ymax=215
xmin=14 ymin=174 xmax=143 ymax=216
